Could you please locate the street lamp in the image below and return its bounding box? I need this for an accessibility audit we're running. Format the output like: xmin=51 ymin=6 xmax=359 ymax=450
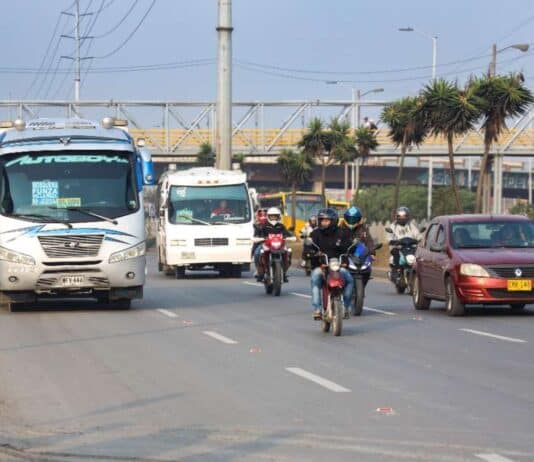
xmin=490 ymin=43 xmax=529 ymax=76
xmin=398 ymin=27 xmax=438 ymax=80
xmin=326 ymin=82 xmax=384 ymax=200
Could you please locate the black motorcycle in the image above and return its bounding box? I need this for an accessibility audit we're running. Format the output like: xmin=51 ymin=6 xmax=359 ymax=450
xmin=345 ymin=240 xmax=382 ymax=315
xmin=385 ymin=230 xmax=419 ymax=295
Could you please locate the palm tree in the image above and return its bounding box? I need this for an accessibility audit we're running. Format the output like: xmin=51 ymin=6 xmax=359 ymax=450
xmin=417 ymin=79 xmax=483 ymax=213
xmin=196 ymin=142 xmax=216 ymax=167
xmin=326 ymin=119 xmax=358 ymax=198
xmin=381 ymin=97 xmax=427 ymax=216
xmin=298 ymin=118 xmax=329 ymax=200
xmin=471 ymin=73 xmax=533 ymax=213
xmin=353 ymin=126 xmax=379 ymax=201
xmin=277 ymin=149 xmax=312 ymax=231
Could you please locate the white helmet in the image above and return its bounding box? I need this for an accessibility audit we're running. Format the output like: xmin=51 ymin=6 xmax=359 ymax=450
xmin=267 ymin=207 xmax=281 ymax=226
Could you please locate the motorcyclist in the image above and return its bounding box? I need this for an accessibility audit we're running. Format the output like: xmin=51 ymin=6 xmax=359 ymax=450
xmin=253 ymin=207 xmax=292 ymax=283
xmin=386 ymin=206 xmax=422 ymax=268
xmin=341 ymin=206 xmax=376 ymax=286
xmin=300 ymin=215 xmax=317 ymax=268
xmin=309 ymin=208 xmax=354 ymax=320
xmin=252 ymin=208 xmax=268 ymax=263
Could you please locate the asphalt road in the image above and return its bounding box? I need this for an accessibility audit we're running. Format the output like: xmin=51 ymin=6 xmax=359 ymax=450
xmin=0 ymin=255 xmax=533 ymax=462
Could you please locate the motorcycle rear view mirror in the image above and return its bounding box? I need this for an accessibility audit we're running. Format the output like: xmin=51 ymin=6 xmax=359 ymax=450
xmin=385 ymin=227 xmax=393 ymax=233
xmin=419 ymin=226 xmax=427 ymax=233
xmin=374 ymin=243 xmax=383 ymax=251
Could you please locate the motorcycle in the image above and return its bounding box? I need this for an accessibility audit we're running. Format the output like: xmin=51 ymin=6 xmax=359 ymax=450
xmin=255 ymin=234 xmax=295 ymax=296
xmin=307 ymin=239 xmax=346 ymax=336
xmin=346 ymin=240 xmax=382 ymax=316
xmin=385 ymin=228 xmax=419 ymax=295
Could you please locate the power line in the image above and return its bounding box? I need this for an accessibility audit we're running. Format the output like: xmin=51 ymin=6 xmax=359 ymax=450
xmin=93 ymin=0 xmax=139 ymax=38
xmin=93 ymin=0 xmax=156 ymax=59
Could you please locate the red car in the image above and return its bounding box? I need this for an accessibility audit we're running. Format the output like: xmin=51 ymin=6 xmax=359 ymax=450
xmin=412 ymin=214 xmax=534 ymax=316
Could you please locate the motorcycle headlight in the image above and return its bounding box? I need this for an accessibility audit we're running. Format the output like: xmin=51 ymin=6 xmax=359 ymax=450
xmin=0 ymin=245 xmax=35 ymax=266
xmin=109 ymin=241 xmax=146 ymax=264
xmin=348 ymin=261 xmax=357 ymax=270
xmin=361 ymin=264 xmax=369 ymax=271
xmin=271 ymin=241 xmax=282 ymax=249
xmin=459 ymin=263 xmax=490 ymax=278
xmin=406 ymin=254 xmax=416 ymax=265
xmin=329 ymin=259 xmax=341 ymax=272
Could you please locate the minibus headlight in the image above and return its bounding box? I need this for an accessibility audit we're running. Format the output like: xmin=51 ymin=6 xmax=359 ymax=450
xmin=109 ymin=242 xmax=146 ymax=264
xmin=0 ymin=246 xmax=35 ymax=266
xmin=170 ymin=239 xmax=187 ymax=246
xmin=236 ymin=238 xmax=252 ymax=246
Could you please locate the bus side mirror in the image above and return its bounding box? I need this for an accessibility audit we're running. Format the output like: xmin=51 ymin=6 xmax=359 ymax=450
xmin=138 ymin=148 xmax=155 ymax=186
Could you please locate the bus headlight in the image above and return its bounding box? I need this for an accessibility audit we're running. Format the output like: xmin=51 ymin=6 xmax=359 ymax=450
xmin=236 ymin=238 xmax=252 ymax=246
xmin=109 ymin=242 xmax=146 ymax=264
xmin=0 ymin=245 xmax=35 ymax=266
xmin=170 ymin=239 xmax=187 ymax=246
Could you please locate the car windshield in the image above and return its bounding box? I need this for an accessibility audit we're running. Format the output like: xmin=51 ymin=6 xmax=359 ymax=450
xmin=168 ymin=184 xmax=251 ymax=225
xmin=0 ymin=151 xmax=138 ymax=223
xmin=450 ymin=221 xmax=534 ymax=249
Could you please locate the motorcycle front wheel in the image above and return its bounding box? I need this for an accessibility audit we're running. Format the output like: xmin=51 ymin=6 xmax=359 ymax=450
xmin=272 ymin=260 xmax=282 ymax=296
xmin=331 ymin=296 xmax=343 ymax=336
xmin=353 ymin=278 xmax=365 ymax=316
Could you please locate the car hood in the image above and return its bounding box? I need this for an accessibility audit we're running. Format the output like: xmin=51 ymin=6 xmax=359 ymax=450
xmin=455 ymin=248 xmax=534 ymax=265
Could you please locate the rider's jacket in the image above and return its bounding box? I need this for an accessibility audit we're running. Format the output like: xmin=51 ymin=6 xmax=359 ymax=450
xmin=254 ymin=222 xmax=291 ymax=238
xmin=386 ymin=222 xmax=422 ymax=245
xmin=309 ymin=226 xmax=352 ymax=269
xmin=340 ymin=222 xmax=375 ymax=254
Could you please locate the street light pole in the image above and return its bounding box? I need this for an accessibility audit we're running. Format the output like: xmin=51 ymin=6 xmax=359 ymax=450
xmin=216 ymin=0 xmax=233 ymax=170
xmin=398 ymin=27 xmax=438 ymax=80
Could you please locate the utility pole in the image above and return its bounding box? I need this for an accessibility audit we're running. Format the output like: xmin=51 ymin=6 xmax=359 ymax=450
xmin=61 ymin=0 xmax=93 ymax=103
xmin=216 ymin=0 xmax=233 ymax=170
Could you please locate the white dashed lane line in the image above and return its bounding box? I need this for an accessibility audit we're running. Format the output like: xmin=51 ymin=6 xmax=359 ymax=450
xmin=459 ymin=329 xmax=526 ymax=344
xmin=203 ymin=331 xmax=239 ymax=345
xmin=475 ymin=453 xmax=516 ymax=462
xmin=157 ymin=309 xmax=179 ymax=318
xmin=286 ymin=367 xmax=351 ymax=392
xmin=290 ymin=292 xmax=311 ymax=299
xmin=363 ymin=306 xmax=396 ymax=316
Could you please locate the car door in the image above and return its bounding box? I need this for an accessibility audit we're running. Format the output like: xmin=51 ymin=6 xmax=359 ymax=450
xmin=428 ymin=224 xmax=449 ymax=299
xmin=417 ymin=223 xmax=439 ymax=296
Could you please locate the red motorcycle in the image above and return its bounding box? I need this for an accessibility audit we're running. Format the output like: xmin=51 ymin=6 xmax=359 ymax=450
xmin=308 ymin=239 xmax=346 ymax=336
xmin=255 ymin=233 xmax=295 ymax=296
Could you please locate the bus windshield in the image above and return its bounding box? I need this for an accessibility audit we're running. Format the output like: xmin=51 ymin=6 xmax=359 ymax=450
xmin=168 ymin=184 xmax=251 ymax=225
xmin=286 ymin=194 xmax=323 ymax=221
xmin=0 ymin=151 xmax=139 ymax=223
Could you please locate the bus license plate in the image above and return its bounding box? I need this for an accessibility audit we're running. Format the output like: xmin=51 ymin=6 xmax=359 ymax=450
xmin=61 ymin=275 xmax=85 ymax=286
xmin=181 ymin=252 xmax=195 ymax=259
xmin=507 ymin=279 xmax=532 ymax=291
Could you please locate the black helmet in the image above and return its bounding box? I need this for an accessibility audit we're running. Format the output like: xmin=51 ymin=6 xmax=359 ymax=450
xmin=308 ymin=215 xmax=317 ymax=227
xmin=317 ymin=208 xmax=338 ymax=232
xmin=396 ymin=206 xmax=410 ymax=226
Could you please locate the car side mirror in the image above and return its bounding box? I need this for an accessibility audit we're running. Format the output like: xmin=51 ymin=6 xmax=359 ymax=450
xmin=430 ymin=243 xmax=444 ymax=252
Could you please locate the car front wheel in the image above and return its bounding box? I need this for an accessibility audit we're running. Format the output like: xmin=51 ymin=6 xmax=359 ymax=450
xmin=445 ymin=277 xmax=465 ymax=317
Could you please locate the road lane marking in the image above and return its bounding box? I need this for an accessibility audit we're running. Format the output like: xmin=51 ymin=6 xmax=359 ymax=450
xmin=459 ymin=329 xmax=526 ymax=344
xmin=364 ymin=306 xmax=396 ymax=316
xmin=157 ymin=309 xmax=179 ymax=318
xmin=475 ymin=454 xmax=516 ymax=462
xmin=285 ymin=367 xmax=351 ymax=392
xmin=290 ymin=292 xmax=312 ymax=299
xmin=203 ymin=331 xmax=238 ymax=344
xmin=243 ymin=281 xmax=262 ymax=287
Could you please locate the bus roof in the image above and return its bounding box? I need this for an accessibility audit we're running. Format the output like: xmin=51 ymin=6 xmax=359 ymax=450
xmin=0 ymin=118 xmax=134 ymax=155
xmin=161 ymin=167 xmax=247 ymax=186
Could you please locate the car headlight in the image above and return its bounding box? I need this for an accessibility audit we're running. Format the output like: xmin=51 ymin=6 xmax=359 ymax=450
xmin=329 ymin=259 xmax=341 ymax=272
xmin=459 ymin=263 xmax=490 ymax=278
xmin=236 ymin=238 xmax=252 ymax=246
xmin=109 ymin=242 xmax=146 ymax=264
xmin=170 ymin=239 xmax=187 ymax=246
xmin=0 ymin=245 xmax=35 ymax=265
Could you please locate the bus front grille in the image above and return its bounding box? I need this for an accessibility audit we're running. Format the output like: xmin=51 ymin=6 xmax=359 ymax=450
xmin=38 ymin=235 xmax=104 ymax=258
xmin=194 ymin=238 xmax=229 ymax=247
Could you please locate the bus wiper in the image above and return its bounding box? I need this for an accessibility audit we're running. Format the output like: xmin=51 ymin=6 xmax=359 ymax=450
xmin=49 ymin=206 xmax=118 ymax=225
xmin=177 ymin=214 xmax=211 ymax=226
xmin=211 ymin=220 xmax=230 ymax=225
xmin=9 ymin=213 xmax=73 ymax=229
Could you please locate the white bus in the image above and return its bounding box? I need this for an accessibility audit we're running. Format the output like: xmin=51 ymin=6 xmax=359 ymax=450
xmin=156 ymin=167 xmax=254 ymax=278
xmin=0 ymin=117 xmax=155 ymax=311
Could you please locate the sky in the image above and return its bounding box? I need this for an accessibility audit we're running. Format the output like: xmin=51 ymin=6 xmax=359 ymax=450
xmin=1 ymin=0 xmax=533 ymax=118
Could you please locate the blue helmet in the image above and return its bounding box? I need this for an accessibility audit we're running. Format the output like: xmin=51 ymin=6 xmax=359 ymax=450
xmin=343 ymin=206 xmax=363 ymax=230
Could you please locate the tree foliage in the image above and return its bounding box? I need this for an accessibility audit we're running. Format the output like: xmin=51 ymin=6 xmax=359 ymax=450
xmin=196 ymin=143 xmax=216 ymax=167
